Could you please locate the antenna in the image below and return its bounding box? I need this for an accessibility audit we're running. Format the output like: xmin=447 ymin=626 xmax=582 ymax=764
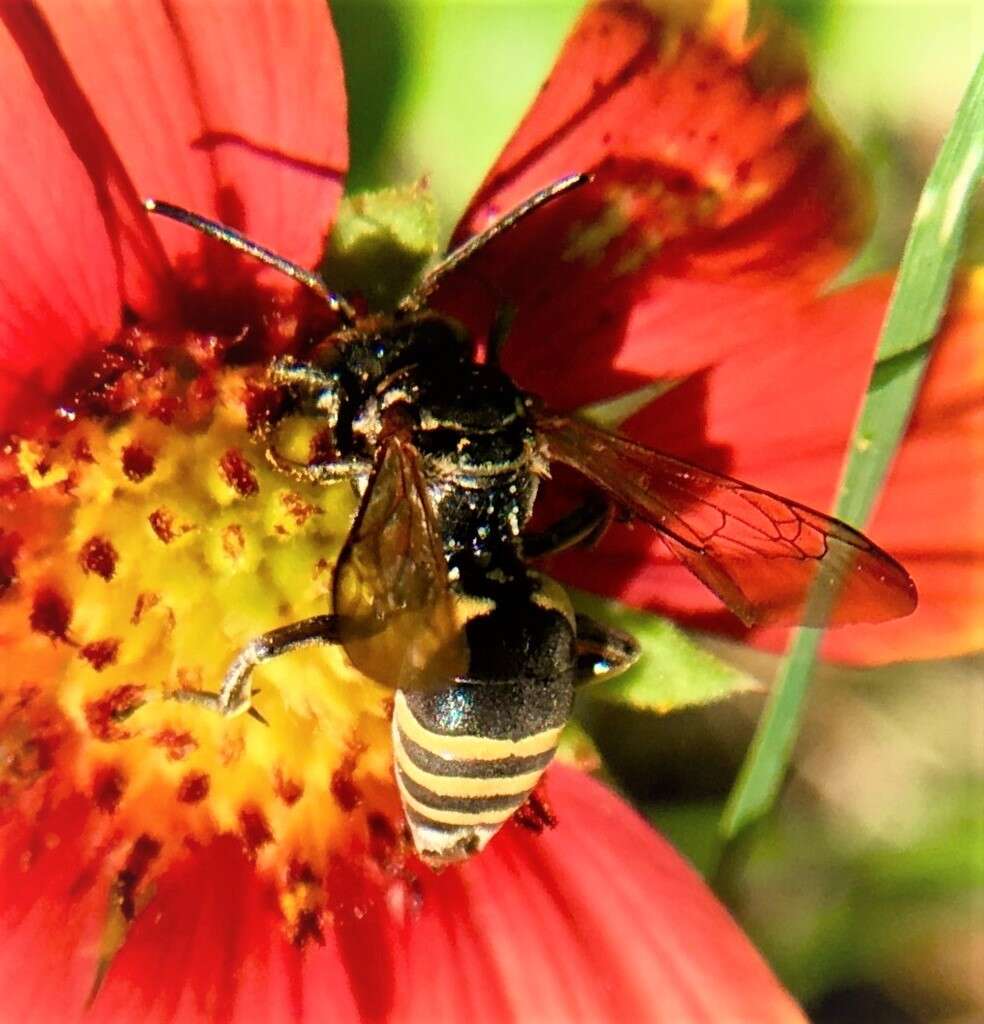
xmin=399 ymin=172 xmax=592 ymax=311
xmin=144 ymin=199 xmax=357 ymax=322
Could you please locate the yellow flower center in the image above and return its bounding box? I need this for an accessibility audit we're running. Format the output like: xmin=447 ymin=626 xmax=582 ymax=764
xmin=0 ymin=328 xmax=405 ymax=942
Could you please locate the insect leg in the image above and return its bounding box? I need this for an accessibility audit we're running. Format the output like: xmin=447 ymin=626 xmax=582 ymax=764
xmin=172 ymin=614 xmax=343 ymax=718
xmin=573 ymin=614 xmax=639 ymax=685
xmin=521 ymin=495 xmax=613 ymax=559
xmin=259 ymin=371 xmax=369 ymax=484
xmin=265 ymin=445 xmax=371 ymax=484
xmin=267 ymin=356 xmax=337 ymax=393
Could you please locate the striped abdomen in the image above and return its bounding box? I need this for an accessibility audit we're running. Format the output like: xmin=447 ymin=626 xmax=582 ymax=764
xmin=392 ymin=681 xmax=571 ymax=864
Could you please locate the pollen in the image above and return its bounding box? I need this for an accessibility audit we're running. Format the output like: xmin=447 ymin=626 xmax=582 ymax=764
xmin=0 ymin=337 xmax=405 ymax=942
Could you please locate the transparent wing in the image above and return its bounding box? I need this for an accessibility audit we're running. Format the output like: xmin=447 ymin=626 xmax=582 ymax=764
xmin=539 ymin=414 xmax=917 ymax=627
xmin=333 ymin=436 xmax=468 ymax=689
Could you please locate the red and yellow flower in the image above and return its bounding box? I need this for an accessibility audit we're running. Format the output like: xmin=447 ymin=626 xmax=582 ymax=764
xmin=0 ymin=0 xmax=978 ymax=1021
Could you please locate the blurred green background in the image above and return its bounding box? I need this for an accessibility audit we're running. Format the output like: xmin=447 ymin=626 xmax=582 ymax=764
xmin=328 ymin=3 xmax=982 ymax=1021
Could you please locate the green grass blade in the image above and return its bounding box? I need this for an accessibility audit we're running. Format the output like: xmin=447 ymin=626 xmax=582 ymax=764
xmin=721 ymin=55 xmax=984 ymax=840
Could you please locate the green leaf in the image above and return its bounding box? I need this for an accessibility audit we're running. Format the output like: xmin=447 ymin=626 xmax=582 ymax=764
xmin=721 ymin=55 xmax=984 ymax=841
xmin=325 ymin=184 xmax=440 ymax=310
xmin=572 ymin=592 xmax=761 ymax=714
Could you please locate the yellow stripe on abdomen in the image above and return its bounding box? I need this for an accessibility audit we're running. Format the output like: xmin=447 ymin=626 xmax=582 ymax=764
xmin=393 ymin=690 xmax=562 ymax=761
xmin=395 ymin=774 xmax=523 ymax=827
xmin=392 ymin=727 xmax=544 ymax=798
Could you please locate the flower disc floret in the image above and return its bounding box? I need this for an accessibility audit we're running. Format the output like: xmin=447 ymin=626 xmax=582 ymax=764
xmin=0 ymin=326 xmax=405 ymax=942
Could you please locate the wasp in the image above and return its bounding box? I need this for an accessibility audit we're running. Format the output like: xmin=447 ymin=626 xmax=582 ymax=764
xmin=146 ymin=174 xmax=915 ymax=865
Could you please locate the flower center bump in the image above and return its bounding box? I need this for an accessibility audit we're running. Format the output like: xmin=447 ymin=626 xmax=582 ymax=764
xmin=0 ymin=323 xmax=408 ymax=944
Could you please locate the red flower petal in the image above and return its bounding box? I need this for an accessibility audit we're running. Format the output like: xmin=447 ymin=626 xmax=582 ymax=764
xmin=0 ymin=16 xmax=121 ymax=431
xmin=2 ymin=769 xmax=801 ymax=1022
xmin=93 ymin=838 xmax=362 ymax=1023
xmin=0 ymin=793 xmax=113 ymax=1019
xmin=399 ymin=767 xmax=804 ymax=1023
xmin=31 ymin=0 xmax=347 ymax=305
xmin=437 ymin=0 xmax=869 ymax=410
xmin=550 ymin=274 xmax=983 ymax=664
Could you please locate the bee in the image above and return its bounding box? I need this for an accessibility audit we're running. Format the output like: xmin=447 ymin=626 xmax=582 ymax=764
xmin=145 ymin=175 xmax=916 ymax=865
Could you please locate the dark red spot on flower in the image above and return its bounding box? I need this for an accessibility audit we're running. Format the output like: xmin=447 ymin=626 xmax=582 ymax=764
xmin=29 ymin=587 xmax=72 ymax=640
xmin=70 ymin=342 xmax=145 ymax=420
xmin=148 ymin=507 xmax=176 ymax=543
xmin=121 ymin=442 xmax=156 ymax=482
xmin=275 ymin=771 xmax=304 ymax=806
xmin=287 ymin=859 xmax=319 ymax=887
xmin=73 ymin=438 xmax=95 ymax=464
xmin=188 ymin=373 xmax=218 ymax=412
xmin=281 ymin=491 xmax=320 ymax=526
xmin=367 ymin=812 xmax=400 ymax=869
xmin=59 ymin=471 xmax=82 ymax=499
xmin=84 ymin=684 xmax=145 ymax=741
xmin=153 ymin=728 xmax=198 ymax=761
xmin=244 ymin=381 xmax=287 ymax=434
xmin=177 ymin=772 xmax=210 ymax=803
xmin=8 ymin=685 xmax=40 ymax=714
xmin=239 ymin=805 xmax=273 ymax=857
xmin=78 ymin=535 xmax=118 ymax=580
xmin=219 ymin=448 xmax=259 ymax=497
xmin=117 ymin=835 xmax=163 ymax=920
xmin=292 ymin=909 xmax=326 ymax=948
xmin=150 ymin=396 xmax=179 ymax=424
xmin=80 ymin=638 xmax=121 ymax=671
xmin=331 ymin=749 xmax=363 ymax=811
xmin=91 ymin=764 xmax=126 ymax=813
xmin=0 ymin=530 xmax=23 ymax=595
xmin=283 ymin=860 xmax=330 ymax=946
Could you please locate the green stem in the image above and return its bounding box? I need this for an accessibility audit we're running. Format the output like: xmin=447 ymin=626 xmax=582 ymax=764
xmin=721 ymin=55 xmax=984 ymax=840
